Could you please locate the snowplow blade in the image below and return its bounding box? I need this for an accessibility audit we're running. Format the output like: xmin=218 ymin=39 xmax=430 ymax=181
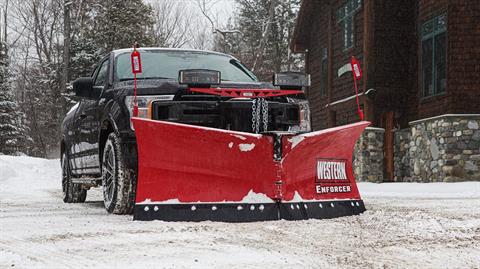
xmin=132 ymin=118 xmax=370 ymax=222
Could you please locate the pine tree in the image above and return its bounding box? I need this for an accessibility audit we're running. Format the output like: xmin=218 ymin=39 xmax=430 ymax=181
xmin=0 ymin=46 xmax=29 ymax=155
xmin=69 ymin=0 xmax=156 ymax=80
xmin=215 ymin=0 xmax=304 ymax=81
xmin=10 ymin=0 xmax=156 ymax=157
xmin=93 ymin=0 xmax=155 ymax=53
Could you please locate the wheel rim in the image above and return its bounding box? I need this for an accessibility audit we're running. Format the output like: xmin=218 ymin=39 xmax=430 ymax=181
xmin=62 ymin=156 xmax=69 ymax=200
xmin=102 ymin=143 xmax=116 ymax=208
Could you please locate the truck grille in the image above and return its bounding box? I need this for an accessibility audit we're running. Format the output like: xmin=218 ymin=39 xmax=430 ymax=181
xmin=151 ymin=100 xmax=300 ymax=132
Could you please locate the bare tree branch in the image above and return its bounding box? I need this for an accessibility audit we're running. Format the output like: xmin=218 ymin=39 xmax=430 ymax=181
xmin=252 ymin=0 xmax=276 ymax=72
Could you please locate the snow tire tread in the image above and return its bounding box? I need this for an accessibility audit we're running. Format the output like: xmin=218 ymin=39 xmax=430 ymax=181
xmin=62 ymin=153 xmax=87 ymax=203
xmin=102 ymin=132 xmax=134 ymax=215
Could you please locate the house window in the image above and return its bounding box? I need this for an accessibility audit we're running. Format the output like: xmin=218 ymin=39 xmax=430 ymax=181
xmin=320 ymin=48 xmax=328 ymax=96
xmin=337 ymin=0 xmax=362 ymax=50
xmin=421 ymin=14 xmax=447 ymax=97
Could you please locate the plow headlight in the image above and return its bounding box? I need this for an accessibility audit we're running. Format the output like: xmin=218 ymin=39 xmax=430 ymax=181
xmin=125 ymin=95 xmax=174 ymax=130
xmin=273 ymin=72 xmax=311 ymax=90
xmin=179 ymin=69 xmax=221 ymax=87
xmin=287 ymin=98 xmax=312 ymax=133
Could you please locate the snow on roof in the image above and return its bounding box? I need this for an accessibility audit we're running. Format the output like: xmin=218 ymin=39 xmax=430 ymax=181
xmin=112 ymin=47 xmax=233 ymax=58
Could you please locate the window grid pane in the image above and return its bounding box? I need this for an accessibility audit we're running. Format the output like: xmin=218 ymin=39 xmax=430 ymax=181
xmin=421 ymin=14 xmax=447 ymax=97
xmin=321 ymin=48 xmax=328 ymax=96
xmin=437 ymin=15 xmax=447 ymax=31
xmin=422 ymin=38 xmax=434 ymax=96
xmin=435 ymin=33 xmax=447 ymax=93
xmin=422 ymin=21 xmax=434 ymax=38
xmin=343 ymin=17 xmax=354 ymax=49
xmin=337 ymin=0 xmax=362 ymax=49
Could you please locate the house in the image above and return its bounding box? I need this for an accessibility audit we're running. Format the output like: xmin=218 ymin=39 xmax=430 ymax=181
xmin=292 ymin=0 xmax=480 ymax=182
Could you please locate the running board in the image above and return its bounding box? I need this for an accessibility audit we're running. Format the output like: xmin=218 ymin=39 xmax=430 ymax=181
xmin=71 ymin=177 xmax=101 ymax=187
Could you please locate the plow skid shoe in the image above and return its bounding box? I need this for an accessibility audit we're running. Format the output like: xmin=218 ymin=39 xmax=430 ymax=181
xmin=132 ymin=118 xmax=370 ymax=222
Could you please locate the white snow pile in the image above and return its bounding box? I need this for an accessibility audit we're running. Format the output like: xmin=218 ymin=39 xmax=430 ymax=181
xmin=359 ymin=181 xmax=480 ymax=199
xmin=0 ymin=155 xmax=60 ymax=202
xmin=1 ymin=155 xmax=479 ymax=269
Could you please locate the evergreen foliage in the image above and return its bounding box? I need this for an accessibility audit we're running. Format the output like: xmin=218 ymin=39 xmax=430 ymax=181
xmin=0 ymin=46 xmax=30 ymax=155
xmin=93 ymin=0 xmax=155 ymax=53
xmin=69 ymin=0 xmax=155 ymax=79
xmin=214 ymin=0 xmax=304 ymax=81
xmin=10 ymin=0 xmax=156 ymax=157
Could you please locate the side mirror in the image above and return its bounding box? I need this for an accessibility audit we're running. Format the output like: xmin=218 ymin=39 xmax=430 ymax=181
xmin=73 ymin=77 xmax=99 ymax=99
xmin=273 ymin=72 xmax=311 ymax=90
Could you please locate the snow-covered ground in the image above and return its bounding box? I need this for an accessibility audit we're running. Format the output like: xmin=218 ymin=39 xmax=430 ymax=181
xmin=1 ymin=155 xmax=479 ymax=269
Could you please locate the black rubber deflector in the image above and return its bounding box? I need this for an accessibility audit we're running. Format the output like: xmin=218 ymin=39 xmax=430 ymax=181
xmin=133 ymin=200 xmax=366 ymax=222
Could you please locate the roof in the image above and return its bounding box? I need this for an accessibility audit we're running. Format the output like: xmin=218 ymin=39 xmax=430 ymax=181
xmin=291 ymin=0 xmax=315 ymax=53
xmin=112 ymin=47 xmax=231 ymax=58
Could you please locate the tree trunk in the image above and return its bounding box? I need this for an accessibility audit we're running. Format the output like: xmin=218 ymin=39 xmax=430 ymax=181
xmin=252 ymin=0 xmax=276 ymax=72
xmin=62 ymin=0 xmax=71 ymax=113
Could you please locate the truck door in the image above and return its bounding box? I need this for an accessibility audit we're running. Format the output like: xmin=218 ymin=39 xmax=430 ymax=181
xmin=73 ymin=59 xmax=109 ymax=175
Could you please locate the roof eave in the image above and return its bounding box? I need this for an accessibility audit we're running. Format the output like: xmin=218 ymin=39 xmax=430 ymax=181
xmin=291 ymin=0 xmax=313 ymax=53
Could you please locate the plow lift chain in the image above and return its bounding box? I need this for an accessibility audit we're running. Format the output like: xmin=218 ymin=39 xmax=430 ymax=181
xmin=251 ymin=98 xmax=269 ymax=134
xmin=262 ymin=99 xmax=269 ymax=133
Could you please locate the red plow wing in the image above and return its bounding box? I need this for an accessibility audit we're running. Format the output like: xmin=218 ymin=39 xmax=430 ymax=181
xmin=132 ymin=118 xmax=370 ymax=222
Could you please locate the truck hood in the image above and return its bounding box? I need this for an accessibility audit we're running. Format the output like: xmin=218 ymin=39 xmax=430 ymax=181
xmin=113 ymin=79 xmax=276 ymax=96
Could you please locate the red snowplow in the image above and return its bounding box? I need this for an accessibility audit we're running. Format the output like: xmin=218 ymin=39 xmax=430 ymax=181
xmin=131 ymin=88 xmax=369 ymax=221
xmin=128 ymin=59 xmax=369 ymax=222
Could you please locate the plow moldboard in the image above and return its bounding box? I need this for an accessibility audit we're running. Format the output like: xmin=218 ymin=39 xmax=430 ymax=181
xmin=132 ymin=118 xmax=370 ymax=222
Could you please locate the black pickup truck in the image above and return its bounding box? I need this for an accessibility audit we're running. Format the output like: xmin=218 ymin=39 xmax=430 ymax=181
xmin=61 ymin=48 xmax=311 ymax=214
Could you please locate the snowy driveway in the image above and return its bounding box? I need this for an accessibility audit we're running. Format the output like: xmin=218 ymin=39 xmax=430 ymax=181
xmin=1 ymin=156 xmax=479 ymax=269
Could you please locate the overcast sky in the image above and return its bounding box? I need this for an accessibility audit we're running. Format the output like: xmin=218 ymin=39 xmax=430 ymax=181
xmin=148 ymin=0 xmax=237 ymax=27
xmin=146 ymin=0 xmax=238 ymax=49
xmin=0 ymin=0 xmax=239 ymax=61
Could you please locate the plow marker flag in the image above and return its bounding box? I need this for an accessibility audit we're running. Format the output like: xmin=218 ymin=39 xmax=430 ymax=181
xmin=132 ymin=118 xmax=370 ymax=222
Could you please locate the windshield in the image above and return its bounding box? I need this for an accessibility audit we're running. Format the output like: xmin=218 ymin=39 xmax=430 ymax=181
xmin=115 ymin=50 xmax=258 ymax=83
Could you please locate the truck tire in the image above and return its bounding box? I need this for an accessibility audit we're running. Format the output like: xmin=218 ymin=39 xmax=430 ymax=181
xmin=102 ymin=132 xmax=134 ymax=214
xmin=62 ymin=153 xmax=87 ymax=203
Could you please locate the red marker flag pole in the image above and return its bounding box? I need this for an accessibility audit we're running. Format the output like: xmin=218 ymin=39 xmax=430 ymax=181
xmin=351 ymin=56 xmax=364 ymax=121
xmin=131 ymin=45 xmax=143 ymax=117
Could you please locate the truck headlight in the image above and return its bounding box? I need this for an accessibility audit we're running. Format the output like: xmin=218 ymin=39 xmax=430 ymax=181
xmin=125 ymin=95 xmax=174 ymax=130
xmin=287 ymin=98 xmax=311 ymax=133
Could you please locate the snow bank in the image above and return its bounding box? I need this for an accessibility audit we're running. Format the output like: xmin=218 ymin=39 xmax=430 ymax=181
xmin=358 ymin=182 xmax=480 ymax=199
xmin=0 ymin=155 xmax=60 ymax=202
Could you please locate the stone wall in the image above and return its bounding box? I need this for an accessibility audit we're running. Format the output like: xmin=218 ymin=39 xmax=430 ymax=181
xmin=354 ymin=127 xmax=385 ymax=182
xmin=353 ymin=115 xmax=480 ymax=183
xmin=394 ymin=115 xmax=480 ymax=182
xmin=394 ymin=129 xmax=412 ymax=181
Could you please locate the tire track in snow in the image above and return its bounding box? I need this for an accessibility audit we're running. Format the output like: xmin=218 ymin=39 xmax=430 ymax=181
xmin=0 ymin=238 xmax=98 ymax=268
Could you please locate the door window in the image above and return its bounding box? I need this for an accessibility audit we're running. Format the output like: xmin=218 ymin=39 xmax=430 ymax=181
xmin=94 ymin=60 xmax=109 ymax=86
